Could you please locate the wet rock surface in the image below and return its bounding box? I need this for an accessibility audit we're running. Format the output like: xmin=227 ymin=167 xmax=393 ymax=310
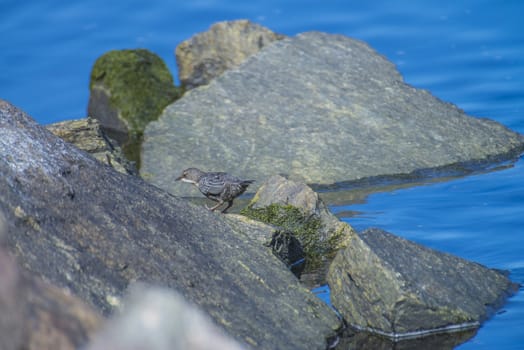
xmin=0 ymin=100 xmax=341 ymax=350
xmin=327 ymin=227 xmax=518 ymax=339
xmin=142 ymin=31 xmax=524 ymax=196
xmin=176 ymin=19 xmax=285 ymax=89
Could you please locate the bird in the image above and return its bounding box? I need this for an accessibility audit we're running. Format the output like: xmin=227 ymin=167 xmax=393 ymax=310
xmin=175 ymin=168 xmax=254 ymax=213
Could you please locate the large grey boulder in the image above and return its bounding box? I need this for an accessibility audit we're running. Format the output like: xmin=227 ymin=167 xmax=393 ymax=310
xmin=327 ymin=228 xmax=518 ymax=339
xmin=0 ymin=214 xmax=103 ymax=350
xmin=0 ymin=100 xmax=341 ymax=350
xmin=176 ymin=20 xmax=285 ymax=89
xmin=142 ymin=31 xmax=524 ymax=196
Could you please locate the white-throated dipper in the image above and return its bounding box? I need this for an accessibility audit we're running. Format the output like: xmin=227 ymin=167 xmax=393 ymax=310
xmin=175 ymin=168 xmax=254 ymax=213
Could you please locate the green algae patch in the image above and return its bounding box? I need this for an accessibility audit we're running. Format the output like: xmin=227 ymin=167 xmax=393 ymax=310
xmin=241 ymin=203 xmax=336 ymax=271
xmin=89 ymin=49 xmax=183 ymax=166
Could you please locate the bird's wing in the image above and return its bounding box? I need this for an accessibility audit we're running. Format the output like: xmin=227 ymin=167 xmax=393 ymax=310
xmin=199 ymin=172 xmax=226 ymax=195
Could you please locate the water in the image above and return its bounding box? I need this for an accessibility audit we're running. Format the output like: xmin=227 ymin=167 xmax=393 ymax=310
xmin=2 ymin=1 xmax=524 ymax=348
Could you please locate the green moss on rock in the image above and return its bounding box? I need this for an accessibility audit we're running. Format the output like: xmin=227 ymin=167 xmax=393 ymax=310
xmin=89 ymin=49 xmax=183 ymax=166
xmin=241 ymin=203 xmax=331 ymax=271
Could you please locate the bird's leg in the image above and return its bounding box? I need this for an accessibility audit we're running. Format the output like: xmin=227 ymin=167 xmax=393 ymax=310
xmin=221 ymin=200 xmax=234 ymax=213
xmin=206 ymin=200 xmax=224 ymax=212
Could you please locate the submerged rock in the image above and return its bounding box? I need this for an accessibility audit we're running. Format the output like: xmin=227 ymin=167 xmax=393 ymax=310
xmin=87 ymin=49 xmax=182 ymax=165
xmin=327 ymin=228 xmax=518 ymax=339
xmin=46 ymin=117 xmax=137 ymax=175
xmin=176 ymin=20 xmax=285 ymax=89
xmin=0 ymin=100 xmax=341 ymax=350
xmin=142 ymin=31 xmax=524 ymax=196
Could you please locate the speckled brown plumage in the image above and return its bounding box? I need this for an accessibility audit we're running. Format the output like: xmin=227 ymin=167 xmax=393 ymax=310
xmin=175 ymin=168 xmax=254 ymax=213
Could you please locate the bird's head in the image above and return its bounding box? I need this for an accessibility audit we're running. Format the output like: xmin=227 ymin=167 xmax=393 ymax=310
xmin=175 ymin=168 xmax=204 ymax=184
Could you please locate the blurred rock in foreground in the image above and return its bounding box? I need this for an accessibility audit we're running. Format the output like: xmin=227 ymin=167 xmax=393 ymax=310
xmin=86 ymin=284 xmax=245 ymax=350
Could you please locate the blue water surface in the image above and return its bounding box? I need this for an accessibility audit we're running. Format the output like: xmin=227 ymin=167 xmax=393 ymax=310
xmin=2 ymin=1 xmax=524 ymax=349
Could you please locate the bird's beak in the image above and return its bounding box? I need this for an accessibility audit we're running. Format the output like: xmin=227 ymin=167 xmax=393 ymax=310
xmin=175 ymin=175 xmax=183 ymax=181
xmin=179 ymin=178 xmax=196 ymax=184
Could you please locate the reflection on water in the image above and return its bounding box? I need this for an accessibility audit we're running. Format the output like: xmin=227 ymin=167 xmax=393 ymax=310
xmin=337 ymin=327 xmax=477 ymax=350
xmin=316 ymin=156 xmax=519 ymax=207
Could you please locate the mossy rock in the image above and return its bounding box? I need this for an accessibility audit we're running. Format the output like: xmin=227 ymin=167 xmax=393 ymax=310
xmin=88 ymin=49 xmax=183 ymax=166
xmin=241 ymin=203 xmax=345 ymax=272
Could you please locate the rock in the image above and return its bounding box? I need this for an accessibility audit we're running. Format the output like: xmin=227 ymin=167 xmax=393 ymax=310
xmin=0 ymin=100 xmax=341 ymax=350
xmin=337 ymin=326 xmax=477 ymax=350
xmin=225 ymin=214 xmax=305 ymax=277
xmin=241 ymin=175 xmax=355 ymax=286
xmin=327 ymin=227 xmax=518 ymax=339
xmin=0 ymin=214 xmax=103 ymax=350
xmin=86 ymin=284 xmax=246 ymax=350
xmin=176 ymin=20 xmax=285 ymax=89
xmin=18 ymin=270 xmax=104 ymax=350
xmin=266 ymin=230 xmax=306 ymax=277
xmin=142 ymin=31 xmax=524 ymax=195
xmin=46 ymin=117 xmax=137 ymax=175
xmin=87 ymin=49 xmax=182 ymax=165
xmin=249 ymin=175 xmax=354 ymax=244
